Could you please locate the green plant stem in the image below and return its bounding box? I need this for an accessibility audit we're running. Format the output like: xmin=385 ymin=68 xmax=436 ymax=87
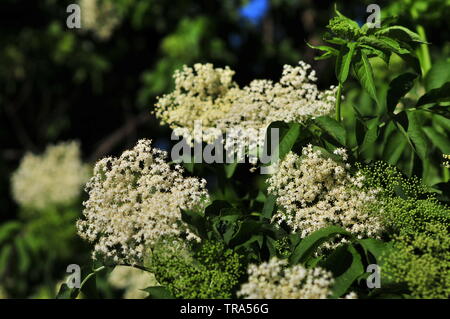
xmin=79 ymin=266 xmax=106 ymax=287
xmin=416 ymin=25 xmax=431 ymax=76
xmin=335 ymin=82 xmax=343 ymax=122
xmin=443 ymin=167 xmax=449 ymax=183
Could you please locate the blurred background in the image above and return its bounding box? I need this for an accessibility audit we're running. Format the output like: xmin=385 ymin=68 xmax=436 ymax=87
xmin=0 ymin=0 xmax=449 ymax=298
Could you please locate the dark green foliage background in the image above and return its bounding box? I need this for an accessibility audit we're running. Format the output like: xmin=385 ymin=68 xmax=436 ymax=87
xmin=0 ymin=0 xmax=449 ymax=298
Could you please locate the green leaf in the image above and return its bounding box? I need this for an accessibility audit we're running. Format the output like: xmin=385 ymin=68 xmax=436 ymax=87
xmin=56 ymin=266 xmax=106 ymax=299
xmin=354 ymin=51 xmax=378 ymax=104
xmin=375 ymin=26 xmax=425 ymax=43
xmin=422 ymin=127 xmax=450 ymax=154
xmin=56 ymin=283 xmax=78 ymax=299
xmin=204 ymin=200 xmax=232 ymax=217
xmin=323 ymin=32 xmax=347 ymax=45
xmin=0 ymin=221 xmax=21 ymax=244
xmin=386 ymin=73 xmax=417 ymax=113
xmin=425 ymin=59 xmax=450 ymax=91
xmin=315 ymin=116 xmax=346 ymax=145
xmin=228 ymin=220 xmax=262 ymax=247
xmin=359 ymin=124 xmax=379 ymax=158
xmin=358 ymin=238 xmax=388 ymax=262
xmin=433 ymin=113 xmax=450 ymax=131
xmin=211 ymin=212 xmax=241 ymax=242
xmin=0 ymin=244 xmax=12 ymax=277
xmin=320 ymin=244 xmax=352 ymax=275
xmin=182 ymin=161 xmax=194 ymax=173
xmin=407 ymin=111 xmax=428 ymax=161
xmin=263 ymin=122 xmax=300 ymax=163
xmin=315 ymin=51 xmax=337 ymax=61
xmin=359 ymin=36 xmax=409 ymax=55
xmin=234 ymin=234 xmax=264 ymax=251
xmin=181 ymin=210 xmax=207 ymax=238
xmin=266 ymin=237 xmax=278 ymax=258
xmin=143 ymin=286 xmax=175 ymax=299
xmin=378 ymin=36 xmax=411 ymax=54
xmin=382 ymin=131 xmax=407 ymax=165
xmin=307 ymin=43 xmax=339 ymax=57
xmin=359 ymin=45 xmax=390 ymax=64
xmin=15 ymin=237 xmax=30 ymax=274
xmin=357 ymin=116 xmax=380 ymax=155
xmin=416 ymin=82 xmax=450 ymax=106
xmin=336 ymin=42 xmax=357 ymax=84
xmin=289 ymin=226 xmax=351 ymax=265
xmin=330 ymin=245 xmax=364 ymax=298
xmin=261 ymin=194 xmax=276 ymax=220
xmin=306 ymin=256 xmax=324 ymax=268
xmin=278 ymin=124 xmax=300 ymax=158
xmin=398 ymin=54 xmax=422 ymax=75
xmin=224 ymin=162 xmax=238 ymax=178
xmin=306 ymin=43 xmax=335 ymax=53
xmin=393 ymin=119 xmax=417 ymax=172
xmin=354 ymin=114 xmax=366 ymax=147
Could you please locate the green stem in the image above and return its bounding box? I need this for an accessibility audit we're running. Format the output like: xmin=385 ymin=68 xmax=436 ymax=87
xmin=416 ymin=24 xmax=431 ymax=76
xmin=335 ymin=82 xmax=343 ymax=122
xmin=79 ymin=266 xmax=106 ymax=288
xmin=444 ymin=167 xmax=449 ymax=183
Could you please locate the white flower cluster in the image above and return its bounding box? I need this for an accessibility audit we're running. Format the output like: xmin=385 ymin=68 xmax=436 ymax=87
xmin=343 ymin=291 xmax=358 ymax=299
xmin=237 ymin=258 xmax=334 ymax=299
xmin=267 ymin=145 xmax=383 ymax=248
xmin=443 ymin=154 xmax=450 ymax=168
xmin=77 ymin=139 xmax=209 ymax=264
xmin=108 ymin=266 xmax=159 ymax=299
xmin=155 ymin=63 xmax=238 ymax=145
xmin=11 ymin=141 xmax=89 ymax=211
xmin=79 ymin=0 xmax=121 ymax=40
xmin=155 ymin=62 xmax=336 ymax=162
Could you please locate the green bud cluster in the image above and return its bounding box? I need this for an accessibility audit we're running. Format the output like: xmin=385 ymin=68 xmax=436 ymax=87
xmin=150 ymin=240 xmax=244 ymax=299
xmin=382 ymin=224 xmax=450 ymax=299
xmin=274 ymin=237 xmax=291 ymax=259
xmin=327 ymin=16 xmax=362 ymax=41
xmin=356 ymin=161 xmax=429 ymax=200
xmin=380 ymin=197 xmax=450 ymax=235
xmin=358 ymin=161 xmax=449 ymax=298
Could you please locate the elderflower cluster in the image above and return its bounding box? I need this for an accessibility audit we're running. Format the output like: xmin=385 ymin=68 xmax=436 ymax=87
xmin=79 ymin=0 xmax=121 ymax=40
xmin=267 ymin=145 xmax=383 ymax=249
xmin=155 ymin=62 xmax=336 ymax=162
xmin=108 ymin=266 xmax=159 ymax=299
xmin=155 ymin=63 xmax=238 ymax=145
xmin=443 ymin=154 xmax=450 ymax=168
xmin=11 ymin=141 xmax=89 ymax=211
xmin=237 ymin=258 xmax=334 ymax=299
xmin=77 ymin=139 xmax=209 ymax=264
